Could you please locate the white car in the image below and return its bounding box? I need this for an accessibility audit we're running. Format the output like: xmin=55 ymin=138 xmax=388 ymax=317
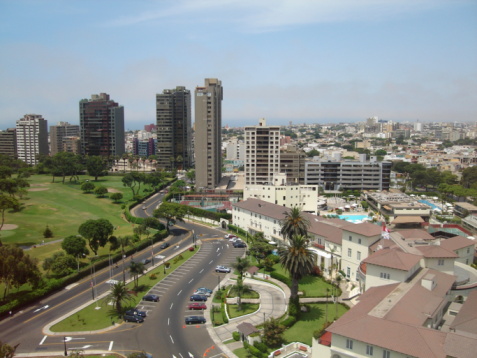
xmin=194 ymin=289 xmax=211 ymax=297
xmin=215 ymin=265 xmax=231 ymax=273
xmin=229 ymin=237 xmax=241 ymax=242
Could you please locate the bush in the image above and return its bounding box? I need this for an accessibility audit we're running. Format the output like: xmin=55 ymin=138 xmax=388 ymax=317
xmin=253 ymin=341 xmax=268 ymax=353
xmin=288 ymin=296 xmax=300 ymax=317
xmin=43 ymin=225 xmax=53 ymax=238
xmin=149 ymin=274 xmax=157 ymax=280
xmin=232 ymin=331 xmax=241 ymax=341
xmin=221 ymin=302 xmax=229 ymax=324
xmin=247 ymin=345 xmax=265 ymax=358
xmin=281 ymin=315 xmax=296 ymax=328
xmin=270 ymin=271 xmax=291 ymax=287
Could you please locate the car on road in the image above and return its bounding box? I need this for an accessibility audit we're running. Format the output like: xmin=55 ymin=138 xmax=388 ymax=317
xmin=141 ymin=258 xmax=151 ymax=265
xmin=160 ymin=242 xmax=170 ymax=249
xmin=124 ymin=313 xmax=144 ymax=323
xmin=215 ymin=265 xmax=231 ymax=273
xmin=194 ymin=289 xmax=211 ymax=297
xmin=233 ymin=241 xmax=247 ymax=248
xmin=125 ymin=308 xmax=147 ymax=317
xmin=185 ymin=315 xmax=206 ymax=324
xmin=224 ymin=234 xmax=237 ymax=239
xmin=190 ymin=294 xmax=207 ymax=301
xmin=143 ymin=294 xmax=159 ymax=302
xmin=142 ymin=206 xmax=147 ymax=210
xmin=228 ymin=237 xmax=241 ymax=242
xmin=187 ymin=302 xmax=207 ymax=310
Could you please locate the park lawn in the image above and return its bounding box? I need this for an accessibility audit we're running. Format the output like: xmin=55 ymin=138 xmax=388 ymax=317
xmin=228 ymin=286 xmax=260 ymax=299
xmin=283 ymin=303 xmax=349 ymax=346
xmin=260 ymin=264 xmax=336 ymax=297
xmin=50 ymin=248 xmax=197 ymax=332
xmin=232 ymin=347 xmax=249 ymax=358
xmin=227 ymin=303 xmax=260 ymax=318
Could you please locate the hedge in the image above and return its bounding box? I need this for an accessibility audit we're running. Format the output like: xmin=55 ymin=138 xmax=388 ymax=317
xmin=270 ymin=271 xmax=291 ymax=287
xmin=221 ymin=301 xmax=229 ymax=324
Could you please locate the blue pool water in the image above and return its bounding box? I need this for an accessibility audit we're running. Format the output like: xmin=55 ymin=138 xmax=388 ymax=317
xmin=418 ymin=199 xmax=442 ymax=211
xmin=338 ymin=214 xmax=369 ymax=223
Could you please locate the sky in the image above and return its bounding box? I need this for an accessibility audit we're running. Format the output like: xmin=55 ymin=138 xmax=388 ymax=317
xmin=0 ymin=0 xmax=476 ymax=130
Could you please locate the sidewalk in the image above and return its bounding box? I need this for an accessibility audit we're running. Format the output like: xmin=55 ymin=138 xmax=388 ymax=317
xmin=205 ymin=274 xmax=290 ymax=357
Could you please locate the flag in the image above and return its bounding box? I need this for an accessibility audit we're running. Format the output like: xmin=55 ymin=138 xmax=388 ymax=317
xmin=382 ymin=222 xmax=390 ymax=240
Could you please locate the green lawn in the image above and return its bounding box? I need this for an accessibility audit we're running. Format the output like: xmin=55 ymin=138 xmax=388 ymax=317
xmin=283 ymin=303 xmax=349 ymax=346
xmin=50 ymin=248 xmax=197 ymax=332
xmin=259 ymin=263 xmax=338 ymax=297
xmin=227 ymin=302 xmax=260 ymax=318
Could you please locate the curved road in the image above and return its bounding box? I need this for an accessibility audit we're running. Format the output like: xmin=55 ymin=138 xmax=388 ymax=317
xmin=2 ymin=190 xmax=244 ymax=358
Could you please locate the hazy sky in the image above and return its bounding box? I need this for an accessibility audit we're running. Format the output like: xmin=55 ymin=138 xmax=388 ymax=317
xmin=1 ymin=0 xmax=476 ymax=130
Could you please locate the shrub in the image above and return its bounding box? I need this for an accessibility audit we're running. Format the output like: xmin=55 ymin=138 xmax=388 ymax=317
xmin=311 ymin=265 xmax=322 ymax=277
xmin=288 ymin=296 xmax=300 ymax=317
xmin=247 ymin=345 xmax=265 ymax=358
xmin=232 ymin=331 xmax=241 ymax=341
xmin=149 ymin=274 xmax=157 ymax=280
xmin=253 ymin=341 xmax=268 ymax=353
xmin=281 ymin=315 xmax=296 ymax=328
xmin=270 ymin=271 xmax=291 ymax=287
xmin=43 ymin=225 xmax=53 ymax=238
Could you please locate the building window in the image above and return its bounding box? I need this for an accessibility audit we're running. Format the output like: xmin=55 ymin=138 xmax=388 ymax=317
xmin=357 ymin=251 xmax=361 ymax=260
xmin=438 ymin=259 xmax=444 ymax=266
xmin=358 ymin=238 xmax=362 ymax=244
xmin=349 ymin=235 xmax=352 ymax=241
xmin=346 ymin=339 xmax=353 ymax=349
xmin=366 ymin=345 xmax=374 ymax=355
xmin=380 ymin=272 xmax=390 ymax=279
xmin=346 ymin=267 xmax=350 ymax=278
xmin=382 ymin=350 xmax=390 ymax=358
xmin=348 ymin=248 xmax=352 ymax=257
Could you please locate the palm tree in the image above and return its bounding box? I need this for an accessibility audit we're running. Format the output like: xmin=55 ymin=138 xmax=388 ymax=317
xmin=129 ymin=261 xmax=145 ymax=288
xmin=104 ymin=281 xmax=135 ymax=314
xmin=278 ymin=234 xmax=317 ymax=302
xmin=110 ymin=235 xmax=135 ymax=283
xmin=280 ymin=207 xmax=310 ymax=242
xmin=233 ymin=279 xmax=253 ymax=311
xmin=231 ymin=257 xmax=251 ymax=282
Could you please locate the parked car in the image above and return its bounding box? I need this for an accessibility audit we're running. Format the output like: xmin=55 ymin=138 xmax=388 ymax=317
xmin=141 ymin=258 xmax=151 ymax=265
xmin=196 ymin=287 xmax=213 ymax=294
xmin=233 ymin=241 xmax=247 ymax=248
xmin=224 ymin=234 xmax=237 ymax=239
xmin=188 ymin=302 xmax=207 ymax=310
xmin=194 ymin=289 xmax=211 ymax=297
xmin=228 ymin=237 xmax=240 ymax=242
xmin=215 ymin=265 xmax=231 ymax=273
xmin=160 ymin=242 xmax=170 ymax=249
xmin=190 ymin=294 xmax=208 ymax=302
xmin=185 ymin=315 xmax=206 ymax=324
xmin=142 ymin=294 xmax=159 ymax=302
xmin=125 ymin=308 xmax=147 ymax=317
xmin=123 ymin=313 xmax=144 ymax=323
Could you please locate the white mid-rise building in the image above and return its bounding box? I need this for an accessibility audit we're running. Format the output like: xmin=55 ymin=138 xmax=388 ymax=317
xmin=16 ymin=114 xmax=49 ymax=165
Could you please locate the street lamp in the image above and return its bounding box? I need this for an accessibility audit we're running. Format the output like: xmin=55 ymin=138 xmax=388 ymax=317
xmin=63 ymin=336 xmax=67 ymax=356
xmin=150 ymin=237 xmax=155 ymax=266
xmin=163 ymin=259 xmax=166 ymax=275
xmin=217 ymin=275 xmax=221 ymax=291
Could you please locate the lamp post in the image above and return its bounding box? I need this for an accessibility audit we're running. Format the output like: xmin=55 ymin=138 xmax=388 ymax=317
xmin=150 ymin=237 xmax=154 ymax=266
xmin=163 ymin=259 xmax=166 ymax=275
xmin=263 ymin=312 xmax=266 ymax=325
xmin=63 ymin=336 xmax=67 ymax=356
xmin=217 ymin=275 xmax=221 ymax=291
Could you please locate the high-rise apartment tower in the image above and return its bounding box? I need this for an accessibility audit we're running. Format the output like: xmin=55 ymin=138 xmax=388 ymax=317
xmin=50 ymin=122 xmax=80 ymax=155
xmin=194 ymin=79 xmax=223 ymax=189
xmin=79 ymin=93 xmax=125 ymax=157
xmin=16 ymin=114 xmax=49 ymax=165
xmin=244 ymin=118 xmax=281 ymax=185
xmin=156 ymin=86 xmax=192 ymax=170
xmin=0 ymin=128 xmax=17 ymax=159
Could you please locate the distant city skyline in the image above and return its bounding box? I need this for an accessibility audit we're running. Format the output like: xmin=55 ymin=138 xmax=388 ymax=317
xmin=1 ymin=1 xmax=476 ymax=130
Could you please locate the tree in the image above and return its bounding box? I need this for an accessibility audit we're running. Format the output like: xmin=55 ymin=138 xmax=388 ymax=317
xmin=80 ymin=181 xmax=95 ymax=193
xmin=461 ymin=166 xmax=477 ymax=189
xmin=43 ymin=225 xmax=53 ymax=238
xmin=78 ymin=219 xmax=115 ymax=255
xmin=50 ymin=252 xmax=77 ymax=276
xmin=129 ymin=261 xmax=145 ymax=288
xmin=110 ymin=235 xmax=135 ymax=282
xmin=122 ymin=172 xmax=146 ymax=197
xmin=280 ymin=207 xmax=310 ymax=242
xmin=104 ymin=281 xmax=135 ymax=314
xmin=61 ymin=235 xmax=89 ymax=257
xmin=374 ymin=149 xmax=387 ymax=156
xmin=0 ymin=195 xmax=19 ymax=232
xmin=278 ymin=235 xmax=317 ymax=302
xmin=110 ymin=192 xmax=123 ymax=203
xmin=142 ymin=217 xmax=163 ymax=230
xmin=262 ymin=317 xmax=285 ymax=348
xmin=86 ymin=156 xmax=107 ymax=181
xmin=306 ymin=149 xmax=320 ymax=158
xmin=0 ymin=340 xmax=19 ymax=358
xmin=231 ymin=257 xmax=251 ymax=282
xmin=186 ymin=169 xmax=195 ymax=183
xmin=153 ymin=202 xmax=186 ymax=233
xmin=232 ymin=279 xmax=252 ymax=311
xmin=0 ymin=245 xmax=41 ymax=299
xmin=94 ymin=186 xmax=108 ymax=197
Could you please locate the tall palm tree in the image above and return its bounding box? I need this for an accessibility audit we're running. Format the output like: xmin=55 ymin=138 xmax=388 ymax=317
xmin=129 ymin=261 xmax=145 ymax=288
xmin=104 ymin=281 xmax=135 ymax=314
xmin=233 ymin=279 xmax=252 ymax=311
xmin=280 ymin=207 xmax=310 ymax=242
xmin=231 ymin=257 xmax=251 ymax=282
xmin=278 ymin=235 xmax=317 ymax=301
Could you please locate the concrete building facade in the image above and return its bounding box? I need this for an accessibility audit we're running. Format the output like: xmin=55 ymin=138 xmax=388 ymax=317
xmin=16 ymin=114 xmax=48 ymax=165
xmin=194 ymin=78 xmax=223 ymax=189
xmin=79 ymin=93 xmax=125 ymax=158
xmin=49 ymin=122 xmax=80 ymax=155
xmin=244 ymin=118 xmax=281 ymax=185
xmin=0 ymin=128 xmax=17 ymax=159
xmin=156 ymin=86 xmax=192 ymax=170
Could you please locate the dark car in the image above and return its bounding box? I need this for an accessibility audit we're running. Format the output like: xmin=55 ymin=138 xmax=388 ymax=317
xmin=185 ymin=315 xmax=206 ymax=324
xmin=143 ymin=294 xmax=159 ymax=302
xmin=190 ymin=294 xmax=207 ymax=302
xmin=160 ymin=242 xmax=170 ymax=249
xmin=141 ymin=258 xmax=151 ymax=265
xmin=233 ymin=241 xmax=246 ymax=248
xmin=125 ymin=308 xmax=147 ymax=317
xmin=188 ymin=302 xmax=207 ymax=310
xmin=124 ymin=313 xmax=144 ymax=323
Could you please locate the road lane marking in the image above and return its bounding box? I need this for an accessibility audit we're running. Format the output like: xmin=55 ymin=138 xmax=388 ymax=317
xmin=39 ymin=336 xmax=47 ymax=345
xmin=170 ymin=303 xmax=174 ymax=310
xmin=199 ymin=269 xmax=204 ymax=273
xmin=218 ymin=253 xmax=221 ymax=256
xmin=177 ymin=290 xmax=182 ymax=296
xmin=188 ymin=279 xmax=194 ymax=284
xmin=170 ymin=335 xmax=174 ymax=344
xmin=168 ymin=318 xmax=170 ymax=325
xmin=216 ymin=248 xmax=220 ymax=252
xmin=108 ymin=341 xmax=114 ymax=351
xmin=209 ymin=260 xmax=213 ymax=264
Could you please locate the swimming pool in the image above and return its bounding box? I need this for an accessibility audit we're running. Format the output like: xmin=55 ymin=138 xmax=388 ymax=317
xmin=418 ymin=199 xmax=442 ymax=211
xmin=338 ymin=214 xmax=369 ymax=223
